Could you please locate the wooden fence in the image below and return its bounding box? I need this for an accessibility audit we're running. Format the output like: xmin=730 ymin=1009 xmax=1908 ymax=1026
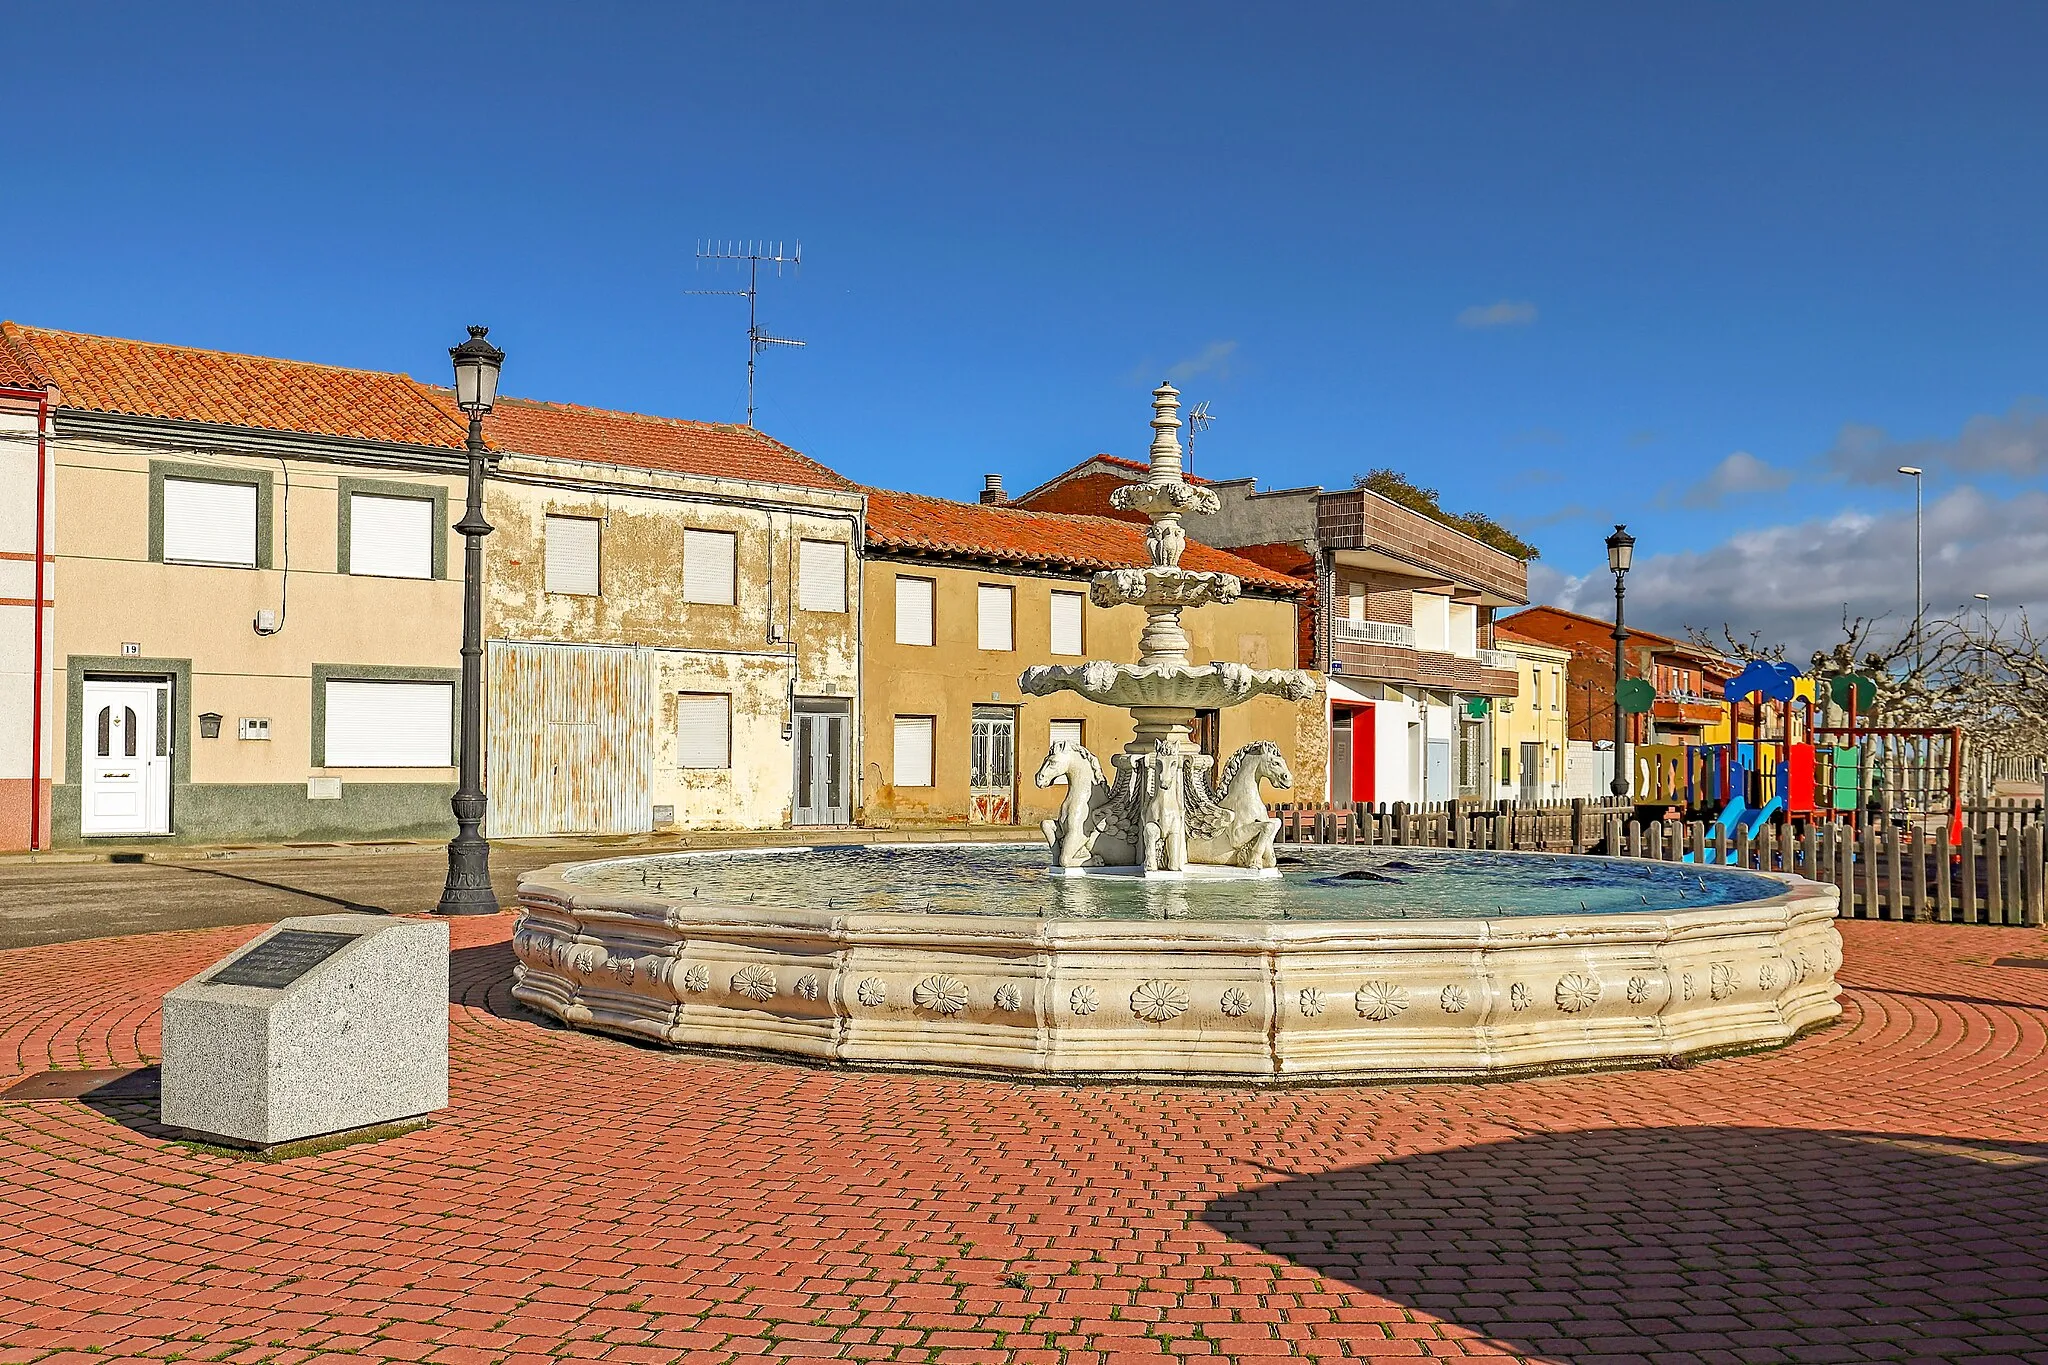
xmin=1275 ymin=797 xmax=2045 ymax=927
xmin=1964 ymin=798 xmax=2044 ymax=833
xmin=1277 ymin=798 xmax=1632 ymax=854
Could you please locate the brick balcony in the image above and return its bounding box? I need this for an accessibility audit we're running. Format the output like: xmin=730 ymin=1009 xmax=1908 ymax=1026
xmin=1317 ymin=489 xmax=1528 ymax=603
xmin=1332 ymin=637 xmax=1520 ymax=696
xmin=1652 ymin=698 xmax=1725 ymax=727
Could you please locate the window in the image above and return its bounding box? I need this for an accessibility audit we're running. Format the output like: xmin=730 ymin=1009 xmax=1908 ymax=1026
xmin=1049 ymin=719 xmax=1084 ymax=750
xmin=1532 ymin=667 xmax=1542 ymax=713
xmin=978 ymin=584 xmax=1014 ymax=651
xmin=545 ymin=515 xmax=600 ymax=596
xmin=970 ymin=708 xmax=1015 ymax=790
xmin=323 ymin=680 xmax=453 ymax=767
xmin=798 ymin=538 xmax=846 ymax=612
xmin=895 ymin=575 xmax=935 ymax=646
xmin=163 ymin=477 xmax=258 ymax=566
xmin=893 ymin=716 xmax=934 ymax=787
xmin=1551 ymin=667 xmax=1562 ymax=710
xmin=675 ymin=692 xmax=731 ymax=768
xmin=1412 ymin=593 xmax=1449 ymax=651
xmin=682 ymin=528 xmax=737 ymax=605
xmin=348 ymin=493 xmax=434 ymax=579
xmin=1347 ymin=584 xmax=1365 ymax=624
xmin=1049 ymin=590 xmax=1084 ymax=656
xmin=1447 ymin=602 xmax=1477 ymax=658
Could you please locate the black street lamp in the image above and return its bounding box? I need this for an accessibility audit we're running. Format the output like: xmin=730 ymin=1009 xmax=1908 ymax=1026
xmin=436 ymin=326 xmax=504 ymax=916
xmin=1606 ymin=523 xmax=1635 ymax=799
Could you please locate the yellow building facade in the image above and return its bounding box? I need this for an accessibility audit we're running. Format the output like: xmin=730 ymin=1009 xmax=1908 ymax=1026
xmin=1493 ymin=631 xmax=1572 ymax=802
xmin=858 ymin=490 xmax=1323 ymax=830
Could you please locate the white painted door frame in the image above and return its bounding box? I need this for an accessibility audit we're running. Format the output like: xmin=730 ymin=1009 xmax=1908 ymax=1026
xmin=80 ymin=677 xmax=173 ymax=836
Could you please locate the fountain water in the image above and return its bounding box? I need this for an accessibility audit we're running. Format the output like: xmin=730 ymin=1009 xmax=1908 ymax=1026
xmin=1021 ymin=381 xmax=1315 ymax=875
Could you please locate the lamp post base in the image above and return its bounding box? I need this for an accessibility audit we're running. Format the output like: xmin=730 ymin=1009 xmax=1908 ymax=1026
xmin=436 ymin=839 xmax=499 ymax=916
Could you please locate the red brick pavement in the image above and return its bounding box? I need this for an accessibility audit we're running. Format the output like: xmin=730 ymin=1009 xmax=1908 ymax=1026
xmin=2 ymin=916 xmax=2046 ymax=1365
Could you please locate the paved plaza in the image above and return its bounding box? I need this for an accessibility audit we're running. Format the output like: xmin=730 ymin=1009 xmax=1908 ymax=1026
xmin=2 ymin=912 xmax=2046 ymax=1365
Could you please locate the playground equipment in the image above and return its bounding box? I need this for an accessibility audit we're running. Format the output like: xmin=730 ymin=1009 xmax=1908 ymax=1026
xmin=1627 ymin=661 xmax=1963 ymax=860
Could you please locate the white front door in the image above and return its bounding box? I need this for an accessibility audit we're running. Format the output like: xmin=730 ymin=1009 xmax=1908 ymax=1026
xmin=81 ymin=678 xmax=172 ymax=836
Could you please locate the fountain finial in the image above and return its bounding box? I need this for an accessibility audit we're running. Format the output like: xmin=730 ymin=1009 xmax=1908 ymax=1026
xmin=1148 ymin=381 xmax=1183 ymax=486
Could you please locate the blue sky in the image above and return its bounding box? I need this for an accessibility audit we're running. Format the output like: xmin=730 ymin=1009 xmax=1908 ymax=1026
xmin=7 ymin=2 xmax=2046 ymax=652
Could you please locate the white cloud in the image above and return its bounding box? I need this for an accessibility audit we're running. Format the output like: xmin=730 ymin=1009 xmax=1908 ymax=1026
xmin=1457 ymin=300 xmax=1538 ymax=329
xmin=1163 ymin=340 xmax=1238 ymax=383
xmin=1545 ymin=486 xmax=2048 ymax=658
xmin=1681 ymin=451 xmax=1794 ymax=508
xmin=1822 ymin=401 xmax=2048 ymax=484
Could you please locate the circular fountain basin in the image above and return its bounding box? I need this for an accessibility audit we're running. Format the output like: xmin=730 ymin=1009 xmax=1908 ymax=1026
xmin=511 ymin=845 xmax=1842 ymax=1083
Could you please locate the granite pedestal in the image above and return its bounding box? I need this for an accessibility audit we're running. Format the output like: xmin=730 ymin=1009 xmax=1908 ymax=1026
xmin=161 ymin=913 xmax=449 ymax=1147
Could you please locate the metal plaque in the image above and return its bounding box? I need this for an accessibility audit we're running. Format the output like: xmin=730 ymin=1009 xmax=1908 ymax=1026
xmin=205 ymin=930 xmax=359 ymax=990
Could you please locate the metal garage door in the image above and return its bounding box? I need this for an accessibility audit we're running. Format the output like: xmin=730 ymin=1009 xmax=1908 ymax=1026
xmin=486 ymin=641 xmax=655 ymax=836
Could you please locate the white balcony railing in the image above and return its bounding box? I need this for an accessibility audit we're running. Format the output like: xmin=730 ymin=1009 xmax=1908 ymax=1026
xmin=1335 ymin=619 xmax=1416 ymax=648
xmin=1475 ymin=648 xmax=1515 ymax=670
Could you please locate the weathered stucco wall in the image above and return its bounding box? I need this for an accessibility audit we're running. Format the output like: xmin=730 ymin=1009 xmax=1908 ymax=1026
xmin=859 ymin=556 xmax=1324 ymax=828
xmin=483 ymin=463 xmax=863 ymax=831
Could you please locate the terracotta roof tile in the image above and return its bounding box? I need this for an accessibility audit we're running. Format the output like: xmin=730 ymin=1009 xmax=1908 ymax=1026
xmin=431 ymin=389 xmax=855 ymax=492
xmin=4 ymin=322 xmax=469 ymax=448
xmin=0 ymin=323 xmax=47 ymax=391
xmin=864 ymin=487 xmax=1308 ymax=594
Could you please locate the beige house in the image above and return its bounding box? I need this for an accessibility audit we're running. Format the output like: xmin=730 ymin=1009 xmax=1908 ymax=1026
xmin=859 ymin=487 xmax=1322 ymax=830
xmin=0 ymin=321 xmax=866 ymax=848
xmin=0 ymin=322 xmax=475 ymax=848
xmin=1492 ymin=626 xmax=1572 ymax=802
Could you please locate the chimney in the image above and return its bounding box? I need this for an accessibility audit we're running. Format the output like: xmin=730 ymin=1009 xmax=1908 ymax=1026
xmin=979 ymin=474 xmax=1007 ymax=505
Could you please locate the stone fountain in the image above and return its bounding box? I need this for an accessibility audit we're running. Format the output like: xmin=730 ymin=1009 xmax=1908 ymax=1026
xmin=506 ymin=385 xmax=1843 ymax=1083
xmin=1022 ymin=382 xmax=1315 ymax=876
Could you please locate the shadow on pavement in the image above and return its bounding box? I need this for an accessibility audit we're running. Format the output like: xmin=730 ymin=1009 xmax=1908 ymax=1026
xmin=153 ymin=862 xmax=395 ymax=915
xmin=450 ymin=938 xmax=562 ymax=1028
xmin=1202 ymin=1125 xmax=2048 ymax=1362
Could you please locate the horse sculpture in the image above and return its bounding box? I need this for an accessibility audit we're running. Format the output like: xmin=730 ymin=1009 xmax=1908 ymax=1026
xmin=1034 ymin=741 xmax=1139 ymax=869
xmin=1037 ymin=737 xmax=1289 ymax=873
xmin=1185 ymin=740 xmax=1293 ymax=870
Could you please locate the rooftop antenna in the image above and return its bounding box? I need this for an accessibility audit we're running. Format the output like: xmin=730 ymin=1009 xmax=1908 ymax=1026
xmin=689 ymin=239 xmax=806 ymax=426
xmin=1185 ymin=400 xmax=1214 ymax=476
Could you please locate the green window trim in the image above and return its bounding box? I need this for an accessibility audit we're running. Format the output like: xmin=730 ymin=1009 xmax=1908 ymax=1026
xmin=309 ymin=663 xmax=463 ymax=768
xmin=148 ymin=461 xmax=275 ymax=569
xmin=335 ymin=476 xmax=451 ymax=580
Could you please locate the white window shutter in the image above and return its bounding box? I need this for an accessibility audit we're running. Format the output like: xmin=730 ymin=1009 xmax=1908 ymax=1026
xmin=683 ymin=528 xmax=737 ymax=605
xmin=1049 ymin=591 xmax=1083 ymax=656
xmin=893 ymin=716 xmax=933 ymax=787
xmin=349 ymin=493 xmax=433 ymax=579
xmin=977 ymin=585 xmax=1013 ymax=651
xmin=162 ymin=478 xmax=257 ymax=566
xmin=675 ymin=693 xmax=730 ymax=768
xmin=798 ymin=539 xmax=845 ymax=612
xmin=895 ymin=575 xmax=935 ymax=646
xmin=324 ymin=680 xmax=452 ymax=767
xmin=546 ymin=516 xmax=600 ymax=595
xmin=1049 ymin=719 xmax=1084 ymax=750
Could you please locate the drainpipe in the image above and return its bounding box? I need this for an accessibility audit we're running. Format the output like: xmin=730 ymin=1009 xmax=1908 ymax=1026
xmin=2 ymin=385 xmax=51 ymax=850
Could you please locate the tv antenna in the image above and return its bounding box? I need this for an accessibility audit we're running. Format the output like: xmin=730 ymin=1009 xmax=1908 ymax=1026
xmin=1185 ymin=401 xmax=1214 ymax=475
xmin=690 ymin=239 xmax=805 ymax=426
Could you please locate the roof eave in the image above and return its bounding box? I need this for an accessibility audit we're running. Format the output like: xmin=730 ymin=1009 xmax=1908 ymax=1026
xmin=55 ymin=408 xmax=473 ymax=469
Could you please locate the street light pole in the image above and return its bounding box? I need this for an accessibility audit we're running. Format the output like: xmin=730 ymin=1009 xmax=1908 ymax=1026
xmin=437 ymin=326 xmax=505 ymax=917
xmin=1898 ymin=465 xmax=1924 ymax=673
xmin=1606 ymin=524 xmax=1635 ymax=799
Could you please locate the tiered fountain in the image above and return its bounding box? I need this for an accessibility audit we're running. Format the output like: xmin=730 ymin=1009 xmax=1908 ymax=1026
xmin=510 ymin=387 xmax=1843 ymax=1082
xmin=1021 ymin=382 xmax=1315 ymax=875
